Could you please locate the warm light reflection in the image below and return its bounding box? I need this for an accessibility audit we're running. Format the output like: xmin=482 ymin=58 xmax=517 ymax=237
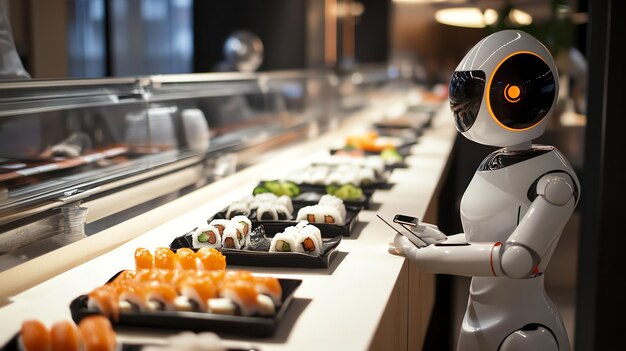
xmin=435 ymin=7 xmax=496 ymax=28
xmin=510 ymin=9 xmax=533 ymax=25
xmin=435 ymin=7 xmax=532 ymax=28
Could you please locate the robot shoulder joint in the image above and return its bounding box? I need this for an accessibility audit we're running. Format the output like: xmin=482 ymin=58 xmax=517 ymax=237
xmin=533 ymin=172 xmax=577 ymax=206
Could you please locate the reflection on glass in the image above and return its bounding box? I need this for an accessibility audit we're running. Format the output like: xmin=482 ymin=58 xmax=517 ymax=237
xmin=110 ymin=0 xmax=193 ymax=75
xmin=67 ymin=0 xmax=106 ymax=77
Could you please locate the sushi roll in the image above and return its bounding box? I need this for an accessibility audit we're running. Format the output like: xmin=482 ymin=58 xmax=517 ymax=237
xmin=299 ymin=224 xmax=323 ymax=247
xmin=295 ymin=205 xmax=316 ymax=223
xmin=269 ymin=231 xmax=298 ymax=253
xmin=50 ymin=320 xmax=80 ymax=351
xmin=144 ymin=283 xmax=178 ymax=311
xmin=77 ymin=316 xmax=117 ymax=351
xmin=221 ymin=225 xmax=242 ymax=250
xmin=220 ymin=279 xmax=273 ymax=316
xmin=296 ymin=205 xmax=344 ymax=224
xmin=275 ymin=204 xmax=292 ymax=220
xmin=209 ymin=219 xmax=231 ymax=237
xmin=296 ymin=231 xmax=322 ymax=256
xmin=19 ymin=320 xmax=50 ymax=351
xmin=176 ymin=276 xmax=218 ymax=311
xmin=230 ymin=215 xmax=252 ymax=248
xmin=276 ymin=195 xmax=294 ymax=213
xmin=225 ymin=201 xmax=249 ymax=219
xmin=256 ymin=203 xmax=278 ymax=221
xmin=318 ymin=194 xmax=347 ymax=219
xmin=254 ymin=276 xmax=283 ymax=306
xmin=117 ymin=283 xmax=149 ymax=312
xmin=192 ymin=225 xmax=221 ymax=249
xmin=87 ymin=285 xmax=120 ymax=320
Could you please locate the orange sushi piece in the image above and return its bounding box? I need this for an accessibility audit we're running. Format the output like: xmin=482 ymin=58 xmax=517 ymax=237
xmin=117 ymin=282 xmax=149 ymax=311
xmin=195 ymin=247 xmax=226 ymax=271
xmin=143 ymin=282 xmax=178 ymax=310
xmin=134 ymin=247 xmax=154 ymax=271
xmin=254 ymin=276 xmax=282 ymax=305
xmin=176 ymin=248 xmax=197 ymax=270
xmin=50 ymin=320 xmax=81 ymax=351
xmin=224 ymin=270 xmax=254 ymax=282
xmin=220 ymin=279 xmax=259 ymax=315
xmin=19 ymin=319 xmax=50 ymax=351
xmin=78 ymin=316 xmax=117 ymax=351
xmin=110 ymin=270 xmax=137 ymax=286
xmin=177 ymin=276 xmax=218 ymax=311
xmin=154 ymin=247 xmax=178 ymax=270
xmin=87 ymin=285 xmax=120 ymax=320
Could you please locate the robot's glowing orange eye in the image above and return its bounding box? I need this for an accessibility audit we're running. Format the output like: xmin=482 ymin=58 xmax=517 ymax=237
xmin=504 ymin=84 xmax=521 ymax=103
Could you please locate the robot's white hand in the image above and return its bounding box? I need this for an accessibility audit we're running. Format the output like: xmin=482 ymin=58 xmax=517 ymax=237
xmin=388 ymin=233 xmax=422 ymax=256
xmin=409 ymin=222 xmax=447 ymax=244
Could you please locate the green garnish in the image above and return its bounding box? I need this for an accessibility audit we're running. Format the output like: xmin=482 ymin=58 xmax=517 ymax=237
xmin=253 ymin=186 xmax=270 ymax=195
xmin=198 ymin=232 xmax=209 ymax=243
xmin=281 ymin=242 xmax=290 ymax=251
xmin=330 ymin=184 xmax=364 ymax=200
xmin=255 ymin=181 xmax=301 ymax=197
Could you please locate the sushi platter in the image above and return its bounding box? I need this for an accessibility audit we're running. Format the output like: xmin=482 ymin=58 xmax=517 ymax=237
xmin=69 ymin=273 xmax=302 ymax=338
xmin=210 ymin=195 xmax=361 ymax=238
xmin=170 ymin=225 xmax=342 ymax=268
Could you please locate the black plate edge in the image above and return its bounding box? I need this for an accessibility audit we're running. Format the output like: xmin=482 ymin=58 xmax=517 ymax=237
xmin=70 ymin=278 xmax=303 ymax=338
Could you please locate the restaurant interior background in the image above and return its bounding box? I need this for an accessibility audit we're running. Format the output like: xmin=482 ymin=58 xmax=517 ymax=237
xmin=3 ymin=0 xmax=621 ymax=350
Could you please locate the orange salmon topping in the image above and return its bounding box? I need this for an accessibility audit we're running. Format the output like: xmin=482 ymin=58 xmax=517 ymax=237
xmin=50 ymin=320 xmax=80 ymax=351
xmin=154 ymin=247 xmax=178 ymax=270
xmin=20 ymin=320 xmax=50 ymax=351
xmin=176 ymin=248 xmax=197 ymax=270
xmin=134 ymin=247 xmax=154 ymax=270
xmin=78 ymin=316 xmax=116 ymax=351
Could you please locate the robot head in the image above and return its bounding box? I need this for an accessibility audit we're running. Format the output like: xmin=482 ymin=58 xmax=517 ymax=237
xmin=223 ymin=30 xmax=264 ymax=73
xmin=448 ymin=30 xmax=559 ymax=147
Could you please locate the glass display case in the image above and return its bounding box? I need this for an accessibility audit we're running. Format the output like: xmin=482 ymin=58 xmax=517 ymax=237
xmin=0 ymin=70 xmax=342 ymax=271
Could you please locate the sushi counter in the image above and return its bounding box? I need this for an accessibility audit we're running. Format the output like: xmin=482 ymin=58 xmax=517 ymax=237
xmin=0 ymin=99 xmax=457 ymax=351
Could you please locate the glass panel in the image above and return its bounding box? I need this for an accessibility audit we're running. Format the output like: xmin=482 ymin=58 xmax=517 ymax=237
xmin=67 ymin=0 xmax=106 ymax=77
xmin=109 ymin=0 xmax=193 ymax=76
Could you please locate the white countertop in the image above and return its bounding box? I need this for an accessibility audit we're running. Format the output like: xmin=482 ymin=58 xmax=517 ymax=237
xmin=0 ymin=101 xmax=457 ymax=351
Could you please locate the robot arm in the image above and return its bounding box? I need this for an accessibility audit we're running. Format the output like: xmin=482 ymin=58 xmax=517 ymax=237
xmin=494 ymin=172 xmax=577 ymax=278
xmin=391 ymin=172 xmax=577 ymax=278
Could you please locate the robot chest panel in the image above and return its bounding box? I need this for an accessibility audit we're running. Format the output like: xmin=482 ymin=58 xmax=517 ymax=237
xmin=460 ymin=170 xmax=530 ymax=242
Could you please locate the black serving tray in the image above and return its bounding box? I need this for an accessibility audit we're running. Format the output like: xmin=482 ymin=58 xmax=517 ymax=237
xmin=69 ymin=273 xmax=303 ymax=338
xmin=210 ymin=202 xmax=361 ymax=237
xmin=0 ymin=333 xmax=144 ymax=351
xmin=170 ymin=225 xmax=342 ymax=268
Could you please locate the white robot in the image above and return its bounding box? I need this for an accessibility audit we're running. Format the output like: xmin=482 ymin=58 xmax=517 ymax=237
xmin=389 ymin=30 xmax=579 ymax=350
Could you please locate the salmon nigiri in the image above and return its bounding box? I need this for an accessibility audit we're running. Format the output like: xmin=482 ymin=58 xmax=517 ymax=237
xmin=19 ymin=319 xmax=50 ymax=351
xmin=50 ymin=320 xmax=81 ymax=351
xmin=78 ymin=316 xmax=117 ymax=351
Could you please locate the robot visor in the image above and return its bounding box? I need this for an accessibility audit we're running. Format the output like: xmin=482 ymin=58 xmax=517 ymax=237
xmin=449 ymin=70 xmax=486 ymax=132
